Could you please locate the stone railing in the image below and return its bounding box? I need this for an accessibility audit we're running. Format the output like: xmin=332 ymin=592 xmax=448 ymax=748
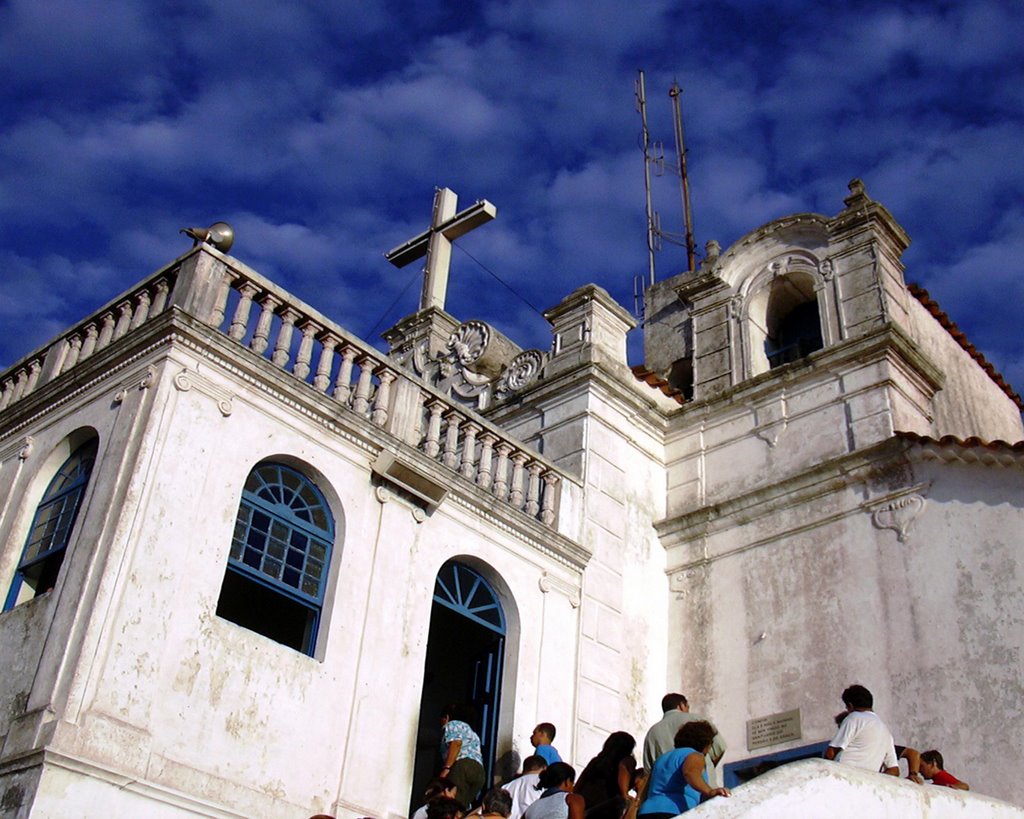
xmin=0 ymin=246 xmax=565 ymax=529
xmin=0 ymin=272 xmax=177 ymax=412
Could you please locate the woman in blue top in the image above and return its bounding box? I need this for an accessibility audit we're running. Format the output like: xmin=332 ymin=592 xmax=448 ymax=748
xmin=638 ymin=721 xmax=730 ymax=817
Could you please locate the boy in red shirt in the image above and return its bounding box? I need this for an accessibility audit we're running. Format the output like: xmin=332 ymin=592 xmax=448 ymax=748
xmin=920 ymin=750 xmax=969 ymax=791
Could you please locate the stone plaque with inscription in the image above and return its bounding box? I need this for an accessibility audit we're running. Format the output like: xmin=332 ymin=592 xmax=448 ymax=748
xmin=746 ymin=708 xmax=802 ymax=751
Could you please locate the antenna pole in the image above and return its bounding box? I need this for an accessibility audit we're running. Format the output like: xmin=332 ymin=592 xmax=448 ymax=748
xmin=669 ymin=80 xmax=696 ymax=273
xmin=636 ymin=70 xmax=657 ymax=286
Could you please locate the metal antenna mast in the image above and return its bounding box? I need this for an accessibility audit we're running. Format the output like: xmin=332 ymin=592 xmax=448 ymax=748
xmin=636 ymin=70 xmax=657 ymax=286
xmin=669 ymin=80 xmax=697 ymax=272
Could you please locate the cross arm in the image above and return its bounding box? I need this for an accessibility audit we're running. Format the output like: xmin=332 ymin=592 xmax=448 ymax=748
xmin=384 ymin=200 xmax=497 ymax=269
xmin=385 ymin=230 xmax=432 ymax=268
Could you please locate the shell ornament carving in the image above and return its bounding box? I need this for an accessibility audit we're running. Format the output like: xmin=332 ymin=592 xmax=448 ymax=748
xmin=448 ymin=321 xmax=490 ymax=367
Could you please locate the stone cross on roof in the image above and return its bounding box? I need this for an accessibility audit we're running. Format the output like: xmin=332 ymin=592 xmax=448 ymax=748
xmin=385 ymin=187 xmax=497 ymax=312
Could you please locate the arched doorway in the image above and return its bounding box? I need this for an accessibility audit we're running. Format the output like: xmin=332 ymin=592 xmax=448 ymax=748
xmin=410 ymin=560 xmax=507 ymax=812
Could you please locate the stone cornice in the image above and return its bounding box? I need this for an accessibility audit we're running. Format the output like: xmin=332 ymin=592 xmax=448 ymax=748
xmin=664 ymin=322 xmax=944 ymax=434
xmin=656 ymin=436 xmax=910 ymax=547
xmin=489 ymin=357 xmax=674 ymax=441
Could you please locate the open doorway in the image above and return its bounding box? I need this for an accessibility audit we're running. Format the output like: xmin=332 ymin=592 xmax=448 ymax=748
xmin=409 ymin=561 xmax=507 ymax=814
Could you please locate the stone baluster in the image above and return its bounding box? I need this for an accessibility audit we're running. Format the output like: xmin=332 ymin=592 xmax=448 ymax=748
xmin=209 ymin=271 xmax=236 ymax=328
xmin=0 ymin=379 xmax=13 ymax=410
xmin=371 ymin=367 xmax=396 ymax=427
xmin=493 ymin=443 xmax=513 ymax=500
xmin=352 ymin=356 xmax=376 ymax=415
xmin=423 ymin=400 xmax=446 ymax=458
xmin=150 ymin=278 xmax=171 ymax=315
xmin=313 ymin=335 xmax=338 ymax=392
xmin=509 ymin=453 xmax=529 ymax=509
xmin=96 ymin=313 xmax=116 ymax=351
xmin=293 ymin=321 xmax=321 ymax=380
xmin=79 ymin=324 xmax=98 ymax=361
xmin=24 ymin=361 xmax=41 ymax=396
xmin=11 ymin=370 xmax=28 ymax=403
xmin=333 ymin=346 xmax=359 ymax=404
xmin=540 ymin=472 xmax=560 ymax=526
xmin=460 ymin=422 xmax=481 ymax=480
xmin=442 ymin=411 xmax=463 ymax=470
xmin=229 ymin=283 xmax=260 ymax=341
xmin=112 ymin=301 xmax=134 ymax=340
xmin=525 ymin=462 xmax=543 ymax=517
xmin=250 ymin=294 xmax=281 ymax=354
xmin=129 ymin=290 xmax=151 ymax=330
xmin=477 ymin=433 xmax=497 ymax=489
xmin=271 ymin=308 xmax=300 ymax=367
xmin=61 ymin=334 xmax=83 ymax=374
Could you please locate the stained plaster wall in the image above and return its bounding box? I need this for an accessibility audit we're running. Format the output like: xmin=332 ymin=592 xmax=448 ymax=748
xmin=0 ymin=341 xmax=590 ymax=818
xmin=488 ymin=286 xmax=673 ymax=767
xmin=0 ymin=355 xmax=160 ymax=771
xmin=493 ymin=375 xmax=671 ymax=764
xmin=662 ymin=450 xmax=1024 ymax=806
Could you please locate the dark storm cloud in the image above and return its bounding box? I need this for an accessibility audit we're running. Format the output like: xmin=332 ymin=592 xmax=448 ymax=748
xmin=0 ymin=0 xmax=1021 ymax=392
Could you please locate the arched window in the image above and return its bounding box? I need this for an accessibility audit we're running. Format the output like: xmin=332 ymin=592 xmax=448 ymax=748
xmin=216 ymin=462 xmax=334 ymax=656
xmin=766 ymin=295 xmax=823 ymax=369
xmin=4 ymin=439 xmax=98 ymax=610
xmin=747 ymin=267 xmax=824 ymax=375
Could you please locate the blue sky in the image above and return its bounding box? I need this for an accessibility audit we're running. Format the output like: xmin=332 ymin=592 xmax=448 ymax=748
xmin=1 ymin=0 xmax=1022 ymax=394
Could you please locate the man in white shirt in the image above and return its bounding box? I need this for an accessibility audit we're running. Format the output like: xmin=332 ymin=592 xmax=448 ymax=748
xmin=502 ymin=755 xmax=546 ymax=819
xmin=825 ymin=684 xmax=899 ymax=775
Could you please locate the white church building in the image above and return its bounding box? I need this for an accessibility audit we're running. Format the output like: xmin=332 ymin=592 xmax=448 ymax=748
xmin=0 ymin=180 xmax=1021 ymax=817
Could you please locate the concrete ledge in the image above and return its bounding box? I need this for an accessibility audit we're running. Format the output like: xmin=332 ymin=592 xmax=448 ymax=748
xmin=691 ymin=759 xmax=1022 ymax=818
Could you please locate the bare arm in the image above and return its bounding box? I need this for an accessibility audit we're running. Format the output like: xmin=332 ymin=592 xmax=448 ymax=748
xmin=901 ymin=748 xmax=923 ymax=783
xmin=442 ymin=739 xmax=462 ymax=771
xmin=617 ymin=760 xmax=633 ymax=798
xmin=683 ymin=751 xmax=730 ymax=800
xmin=951 ymin=780 xmax=970 ymax=791
xmin=566 ymin=792 xmax=586 ymax=819
xmin=883 ymin=766 xmax=899 ymax=776
xmin=824 ymin=747 xmax=839 ymax=761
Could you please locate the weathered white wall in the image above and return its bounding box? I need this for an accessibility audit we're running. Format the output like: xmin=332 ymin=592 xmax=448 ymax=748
xmin=663 ymin=448 xmax=1024 ymax=806
xmin=0 ymin=341 xmax=592 ymax=818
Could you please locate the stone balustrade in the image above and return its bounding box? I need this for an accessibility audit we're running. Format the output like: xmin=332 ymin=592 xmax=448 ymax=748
xmin=0 ymin=273 xmax=175 ymax=413
xmin=0 ymin=246 xmax=564 ymax=528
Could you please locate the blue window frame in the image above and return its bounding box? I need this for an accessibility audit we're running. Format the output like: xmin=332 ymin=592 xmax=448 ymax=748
xmin=216 ymin=463 xmax=334 ymax=656
xmin=5 ymin=439 xmax=98 ymax=610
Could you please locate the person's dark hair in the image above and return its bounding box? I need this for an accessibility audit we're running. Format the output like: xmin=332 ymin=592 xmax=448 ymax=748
xmin=833 ymin=711 xmax=848 ymax=727
xmin=841 ymin=685 xmax=873 ymax=710
xmin=426 ymin=796 xmax=463 ymax=819
xmin=576 ymin=732 xmax=636 ymax=791
xmin=921 ymin=750 xmax=945 ymax=769
xmin=442 ymin=702 xmax=478 ymax=725
xmin=480 ymin=788 xmax=513 ymax=817
xmin=536 ymin=762 xmax=576 ymax=790
xmin=535 ymin=722 xmax=557 ymax=741
xmin=661 ymin=693 xmax=688 ymax=713
xmin=674 ymin=720 xmax=716 ymax=753
xmin=423 ymin=777 xmax=456 ymax=801
xmin=522 ymin=755 xmax=548 ymax=773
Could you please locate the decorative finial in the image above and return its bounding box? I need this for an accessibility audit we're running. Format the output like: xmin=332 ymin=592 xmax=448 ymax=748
xmin=180 ymin=221 xmax=235 ymax=252
xmin=843 ymin=178 xmax=871 ymax=209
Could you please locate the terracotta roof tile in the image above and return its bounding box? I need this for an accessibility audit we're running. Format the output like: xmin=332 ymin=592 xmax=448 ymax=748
xmin=895 ymin=430 xmax=1024 ymax=466
xmin=631 ymin=364 xmax=686 ymax=404
xmin=907 ymin=283 xmax=1022 ymax=409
